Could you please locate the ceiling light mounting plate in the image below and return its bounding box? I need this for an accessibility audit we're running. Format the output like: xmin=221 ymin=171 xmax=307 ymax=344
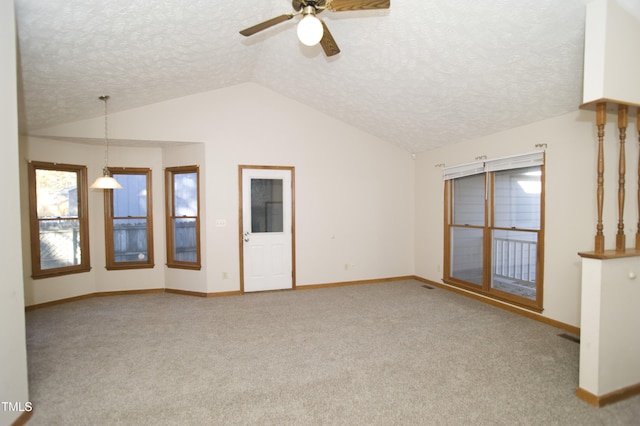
xmin=294 ymin=0 xmax=327 ymax=12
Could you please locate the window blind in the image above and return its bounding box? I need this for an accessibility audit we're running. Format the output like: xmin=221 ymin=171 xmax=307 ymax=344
xmin=442 ymin=151 xmax=544 ymax=180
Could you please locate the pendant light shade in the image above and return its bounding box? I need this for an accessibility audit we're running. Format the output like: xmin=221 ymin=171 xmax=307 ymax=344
xmin=91 ymin=169 xmax=122 ymax=189
xmin=90 ymin=95 xmax=122 ymax=189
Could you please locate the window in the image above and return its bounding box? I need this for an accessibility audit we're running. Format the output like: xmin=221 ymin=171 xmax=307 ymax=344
xmin=28 ymin=161 xmax=90 ymax=278
xmin=104 ymin=168 xmax=153 ymax=269
xmin=443 ymin=152 xmax=545 ymax=311
xmin=165 ymin=166 xmax=200 ymax=269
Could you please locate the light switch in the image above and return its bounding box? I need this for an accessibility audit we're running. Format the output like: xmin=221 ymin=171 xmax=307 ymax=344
xmin=215 ymin=219 xmax=226 ymax=227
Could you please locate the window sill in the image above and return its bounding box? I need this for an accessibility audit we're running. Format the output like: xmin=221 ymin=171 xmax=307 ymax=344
xmin=106 ymin=263 xmax=155 ymax=271
xmin=32 ymin=266 xmax=92 ymax=280
xmin=166 ymin=263 xmax=201 ymax=271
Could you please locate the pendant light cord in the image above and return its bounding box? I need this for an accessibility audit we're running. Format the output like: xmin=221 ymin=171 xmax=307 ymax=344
xmin=89 ymin=94 xmax=121 ymax=189
xmin=100 ymin=95 xmax=110 ymax=176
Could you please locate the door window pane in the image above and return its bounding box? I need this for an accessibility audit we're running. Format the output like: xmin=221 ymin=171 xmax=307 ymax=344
xmin=494 ymin=166 xmax=541 ymax=230
xmin=452 ymin=174 xmax=485 ymax=226
xmin=251 ymin=179 xmax=283 ymax=233
xmin=450 ymin=227 xmax=483 ymax=285
xmin=492 ymin=229 xmax=537 ymax=300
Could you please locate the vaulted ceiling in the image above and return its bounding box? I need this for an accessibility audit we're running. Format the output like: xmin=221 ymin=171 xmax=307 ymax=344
xmin=14 ymin=0 xmax=640 ymax=153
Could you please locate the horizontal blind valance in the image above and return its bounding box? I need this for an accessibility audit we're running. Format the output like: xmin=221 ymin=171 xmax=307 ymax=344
xmin=484 ymin=151 xmax=544 ymax=173
xmin=442 ymin=151 xmax=544 ymax=180
xmin=441 ymin=161 xmax=485 ymax=180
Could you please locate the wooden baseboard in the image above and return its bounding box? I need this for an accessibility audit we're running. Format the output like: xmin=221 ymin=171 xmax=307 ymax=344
xmin=206 ymin=290 xmax=243 ymax=298
xmin=296 ymin=276 xmax=415 ymax=291
xmin=26 ymin=288 xmax=245 ymax=309
xmin=164 ymin=288 xmax=208 ymax=298
xmin=95 ymin=289 xmax=164 ymax=297
xmin=165 ymin=288 xmax=242 ymax=298
xmin=10 ymin=409 xmax=33 ymax=426
xmin=26 ymin=288 xmax=165 ymax=310
xmin=28 ymin=274 xmax=574 ymax=332
xmin=25 ymin=277 xmax=414 ymax=309
xmin=164 ymin=279 xmax=410 ymax=297
xmin=413 ymin=276 xmax=580 ymax=335
xmin=577 ymin=382 xmax=640 ymax=407
xmin=25 ymin=294 xmax=95 ymax=310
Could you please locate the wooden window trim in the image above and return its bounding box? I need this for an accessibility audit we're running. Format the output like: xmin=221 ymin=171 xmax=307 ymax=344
xmin=165 ymin=165 xmax=201 ymax=270
xmin=28 ymin=161 xmax=91 ymax=279
xmin=104 ymin=167 xmax=154 ymax=270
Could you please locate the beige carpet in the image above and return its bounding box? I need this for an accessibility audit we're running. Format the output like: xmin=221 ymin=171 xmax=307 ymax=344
xmin=25 ymin=280 xmax=640 ymax=425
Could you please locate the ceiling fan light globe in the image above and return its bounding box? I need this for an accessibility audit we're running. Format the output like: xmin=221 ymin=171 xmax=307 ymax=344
xmin=297 ymin=15 xmax=323 ymax=46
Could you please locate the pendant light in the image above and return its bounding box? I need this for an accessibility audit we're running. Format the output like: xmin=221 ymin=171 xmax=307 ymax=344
xmin=90 ymin=95 xmax=122 ymax=189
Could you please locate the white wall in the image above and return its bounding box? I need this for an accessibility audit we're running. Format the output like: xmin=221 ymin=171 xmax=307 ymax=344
xmin=415 ymin=109 xmax=638 ymax=327
xmin=583 ymin=0 xmax=640 ymax=105
xmin=24 ymin=83 xmax=415 ymax=302
xmin=0 ymin=0 xmax=30 ymax=424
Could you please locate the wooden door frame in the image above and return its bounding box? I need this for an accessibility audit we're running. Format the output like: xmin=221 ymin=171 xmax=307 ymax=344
xmin=238 ymin=165 xmax=296 ymax=294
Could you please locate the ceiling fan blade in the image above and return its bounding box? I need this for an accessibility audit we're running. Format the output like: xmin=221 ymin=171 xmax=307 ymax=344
xmin=239 ymin=14 xmax=295 ymax=37
xmin=319 ymin=21 xmax=340 ymax=57
xmin=327 ymin=0 xmax=390 ymax=12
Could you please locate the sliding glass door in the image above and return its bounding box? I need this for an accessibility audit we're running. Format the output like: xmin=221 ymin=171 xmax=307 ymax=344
xmin=444 ymin=154 xmax=544 ymax=311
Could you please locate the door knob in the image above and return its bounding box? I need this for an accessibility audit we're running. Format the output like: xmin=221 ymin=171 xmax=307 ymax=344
xmin=243 ymin=231 xmax=250 ymax=242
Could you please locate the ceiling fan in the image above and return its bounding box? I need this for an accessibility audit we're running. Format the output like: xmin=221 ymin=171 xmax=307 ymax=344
xmin=239 ymin=0 xmax=391 ymax=57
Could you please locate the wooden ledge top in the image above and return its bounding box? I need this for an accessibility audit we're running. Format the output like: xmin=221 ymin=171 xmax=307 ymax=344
xmin=580 ymin=98 xmax=640 ymax=112
xmin=579 ymin=248 xmax=640 ymax=260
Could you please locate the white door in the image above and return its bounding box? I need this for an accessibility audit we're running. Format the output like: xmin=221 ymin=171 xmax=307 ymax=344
xmin=240 ymin=166 xmax=294 ymax=292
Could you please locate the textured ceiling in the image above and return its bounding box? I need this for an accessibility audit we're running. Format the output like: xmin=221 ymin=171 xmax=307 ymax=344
xmin=14 ymin=0 xmax=640 ymax=153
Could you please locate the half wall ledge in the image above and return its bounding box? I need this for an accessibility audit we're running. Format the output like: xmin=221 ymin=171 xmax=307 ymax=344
xmin=578 ymin=248 xmax=640 ymax=260
xmin=580 ymin=98 xmax=640 ymax=113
